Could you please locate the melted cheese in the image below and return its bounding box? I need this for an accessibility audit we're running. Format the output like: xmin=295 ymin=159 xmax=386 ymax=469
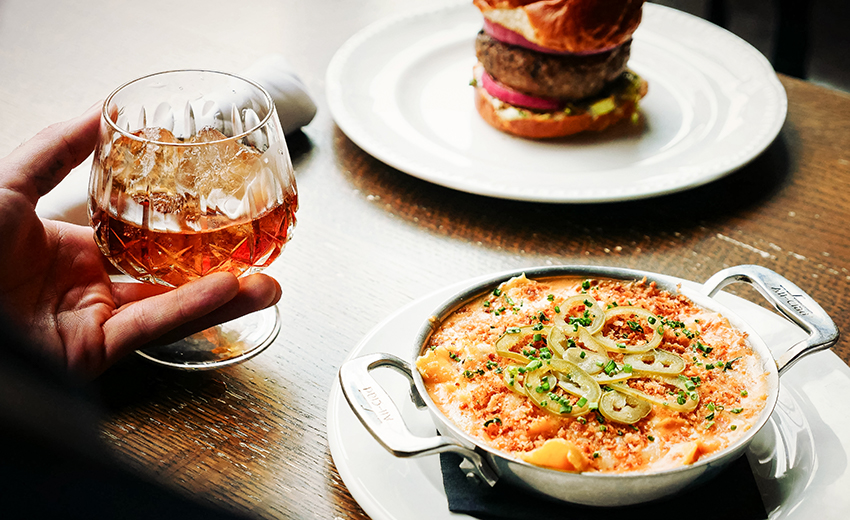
xmin=417 ymin=276 xmax=768 ymax=473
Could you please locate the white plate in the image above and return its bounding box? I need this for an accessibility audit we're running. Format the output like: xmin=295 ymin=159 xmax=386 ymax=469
xmin=326 ymin=2 xmax=787 ymax=203
xmin=328 ymin=272 xmax=850 ymax=520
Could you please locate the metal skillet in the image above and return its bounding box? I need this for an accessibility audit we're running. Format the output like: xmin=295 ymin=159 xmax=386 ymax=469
xmin=338 ymin=265 xmax=839 ymax=506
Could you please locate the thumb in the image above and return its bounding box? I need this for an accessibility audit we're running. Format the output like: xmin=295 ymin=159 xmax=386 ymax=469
xmin=0 ymin=103 xmax=101 ymax=205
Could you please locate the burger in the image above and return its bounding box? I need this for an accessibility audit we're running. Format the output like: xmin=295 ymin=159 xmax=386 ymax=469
xmin=471 ymin=0 xmax=648 ymax=139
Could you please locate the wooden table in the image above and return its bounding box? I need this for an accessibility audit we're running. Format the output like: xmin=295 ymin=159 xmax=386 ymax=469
xmin=1 ymin=1 xmax=848 ymax=519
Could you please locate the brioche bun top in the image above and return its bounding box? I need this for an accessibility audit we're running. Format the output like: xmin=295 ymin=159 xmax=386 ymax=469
xmin=473 ymin=0 xmax=645 ymax=53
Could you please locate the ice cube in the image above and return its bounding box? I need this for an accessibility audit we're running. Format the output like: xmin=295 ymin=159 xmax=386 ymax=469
xmin=182 ymin=127 xmax=264 ymax=218
xmin=104 ymin=126 xmax=268 ymax=222
xmin=103 ymin=127 xmax=201 ymax=221
xmin=106 ymin=127 xmax=182 ymax=197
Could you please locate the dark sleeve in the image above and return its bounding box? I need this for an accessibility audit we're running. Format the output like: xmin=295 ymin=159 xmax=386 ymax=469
xmin=0 ymin=312 xmax=253 ymax=520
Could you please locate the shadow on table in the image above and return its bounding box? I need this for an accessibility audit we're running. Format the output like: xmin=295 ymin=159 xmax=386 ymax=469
xmin=93 ymin=355 xmax=229 ymax=410
xmin=286 ymin=129 xmax=315 ymax=167
xmin=336 ymin=127 xmax=792 ymax=252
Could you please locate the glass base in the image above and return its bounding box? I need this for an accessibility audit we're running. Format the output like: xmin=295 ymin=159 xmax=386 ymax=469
xmin=136 ymin=305 xmax=281 ymax=370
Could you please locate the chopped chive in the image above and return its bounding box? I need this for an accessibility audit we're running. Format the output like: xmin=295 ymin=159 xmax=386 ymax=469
xmin=577 ymin=397 xmax=588 ymax=407
xmin=582 ymin=280 xmax=591 ymax=290
xmin=741 ymin=390 xmax=748 ymax=397
xmin=647 ymin=435 xmax=655 ymax=441
xmin=626 ymin=320 xmax=644 ymax=333
xmin=695 ymin=341 xmax=713 ymax=356
xmin=547 ymin=294 xmax=555 ymax=301
xmin=554 ymin=306 xmax=561 ymax=313
xmin=724 ymin=356 xmax=742 ymax=371
xmin=526 ymin=360 xmax=543 ymax=371
xmin=730 ymin=425 xmax=737 ymax=430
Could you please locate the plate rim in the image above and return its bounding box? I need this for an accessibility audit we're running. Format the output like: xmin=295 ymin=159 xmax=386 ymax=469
xmin=325 ymin=1 xmax=788 ymax=204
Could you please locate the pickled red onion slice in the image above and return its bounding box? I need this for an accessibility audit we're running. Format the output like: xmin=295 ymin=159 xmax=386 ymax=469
xmin=483 ymin=19 xmax=618 ymax=56
xmin=480 ymin=71 xmax=563 ymax=111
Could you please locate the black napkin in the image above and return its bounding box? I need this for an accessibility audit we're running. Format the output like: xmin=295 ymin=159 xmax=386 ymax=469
xmin=440 ymin=451 xmax=767 ymax=520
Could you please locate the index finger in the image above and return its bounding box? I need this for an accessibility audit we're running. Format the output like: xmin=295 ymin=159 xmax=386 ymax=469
xmin=0 ymin=103 xmax=101 ymax=205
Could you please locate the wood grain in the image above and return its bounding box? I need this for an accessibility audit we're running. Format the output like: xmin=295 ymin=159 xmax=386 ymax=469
xmin=1 ymin=1 xmax=847 ymax=519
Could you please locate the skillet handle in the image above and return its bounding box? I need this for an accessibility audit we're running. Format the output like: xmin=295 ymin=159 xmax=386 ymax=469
xmin=703 ymin=265 xmax=839 ymax=375
xmin=338 ymin=352 xmax=498 ymax=486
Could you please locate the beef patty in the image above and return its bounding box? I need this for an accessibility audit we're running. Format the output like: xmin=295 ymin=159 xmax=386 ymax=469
xmin=475 ymin=31 xmax=631 ymax=101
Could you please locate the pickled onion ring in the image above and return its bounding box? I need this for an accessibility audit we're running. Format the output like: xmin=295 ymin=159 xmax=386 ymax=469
xmin=599 ymin=390 xmax=652 ymax=424
xmin=481 ymin=71 xmax=563 ymax=111
xmin=490 ymin=291 xmax=700 ymax=423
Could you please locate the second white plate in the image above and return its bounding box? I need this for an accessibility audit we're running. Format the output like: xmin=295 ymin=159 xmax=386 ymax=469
xmin=326 ymin=2 xmax=787 ymax=203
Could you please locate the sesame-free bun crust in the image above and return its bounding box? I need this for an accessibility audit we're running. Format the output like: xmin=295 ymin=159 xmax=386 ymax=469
xmin=474 ymin=73 xmax=648 ymax=139
xmin=474 ymin=0 xmax=645 ymax=54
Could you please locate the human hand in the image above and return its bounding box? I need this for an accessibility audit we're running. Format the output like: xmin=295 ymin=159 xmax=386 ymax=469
xmin=0 ymin=105 xmax=282 ymax=378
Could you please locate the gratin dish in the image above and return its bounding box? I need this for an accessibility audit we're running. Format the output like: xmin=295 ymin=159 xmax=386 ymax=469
xmin=338 ymin=265 xmax=838 ymax=506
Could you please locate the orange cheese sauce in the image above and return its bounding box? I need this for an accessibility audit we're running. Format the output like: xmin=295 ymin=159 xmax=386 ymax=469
xmin=415 ymin=275 xmax=768 ymax=473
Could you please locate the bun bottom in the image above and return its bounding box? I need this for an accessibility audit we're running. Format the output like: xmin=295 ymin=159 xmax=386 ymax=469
xmin=474 ymin=72 xmax=648 ymax=139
